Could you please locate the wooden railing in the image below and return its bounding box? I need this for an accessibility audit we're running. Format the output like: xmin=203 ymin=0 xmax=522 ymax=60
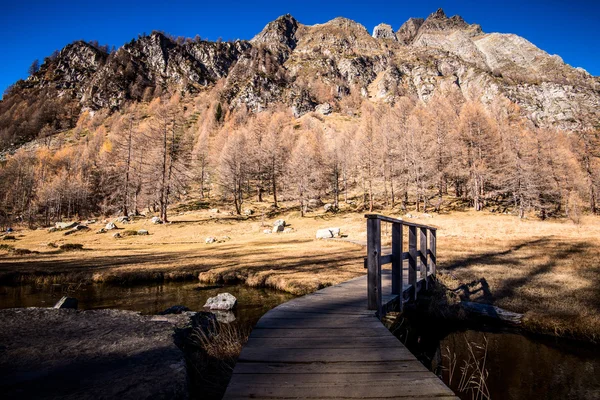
xmin=365 ymin=214 xmax=437 ymax=314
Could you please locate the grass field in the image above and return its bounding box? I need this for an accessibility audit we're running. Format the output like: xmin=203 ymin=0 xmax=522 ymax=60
xmin=1 ymin=204 xmax=599 ymax=341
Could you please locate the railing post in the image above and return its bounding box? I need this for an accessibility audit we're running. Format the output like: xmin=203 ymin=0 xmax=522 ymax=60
xmin=367 ymin=217 xmax=381 ymax=312
xmin=420 ymin=227 xmax=428 ymax=290
xmin=408 ymin=225 xmax=417 ymax=301
xmin=429 ymin=228 xmax=437 ymax=276
xmin=391 ymin=222 xmax=403 ymax=297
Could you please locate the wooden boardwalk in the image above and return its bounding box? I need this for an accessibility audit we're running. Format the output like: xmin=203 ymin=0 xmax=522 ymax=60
xmin=223 ymin=271 xmax=457 ymax=399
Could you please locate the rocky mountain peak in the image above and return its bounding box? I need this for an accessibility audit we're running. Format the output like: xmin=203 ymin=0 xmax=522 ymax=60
xmin=251 ymin=14 xmax=299 ymax=50
xmin=372 ymin=23 xmax=397 ymax=40
xmin=396 ymin=17 xmax=424 ymax=44
xmin=420 ymin=8 xmax=481 ymax=35
xmin=429 ymin=8 xmax=447 ymax=19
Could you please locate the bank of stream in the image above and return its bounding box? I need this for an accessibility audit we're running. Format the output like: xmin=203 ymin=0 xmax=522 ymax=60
xmin=0 ymin=281 xmax=296 ymax=327
xmin=389 ymin=311 xmax=600 ymax=400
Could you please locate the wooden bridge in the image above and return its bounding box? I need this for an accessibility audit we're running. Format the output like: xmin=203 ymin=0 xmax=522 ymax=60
xmin=223 ymin=214 xmax=456 ymax=399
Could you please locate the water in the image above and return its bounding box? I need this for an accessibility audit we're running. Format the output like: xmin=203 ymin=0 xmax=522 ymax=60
xmin=0 ymin=281 xmax=296 ymax=327
xmin=391 ymin=316 xmax=600 ymax=400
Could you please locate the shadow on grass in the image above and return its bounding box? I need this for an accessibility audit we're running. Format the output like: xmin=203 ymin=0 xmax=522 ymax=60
xmin=441 ymin=237 xmax=600 ymax=315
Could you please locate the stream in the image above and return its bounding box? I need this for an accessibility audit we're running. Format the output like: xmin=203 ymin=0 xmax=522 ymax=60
xmin=0 ymin=281 xmax=296 ymax=327
xmin=2 ymin=282 xmax=599 ymax=399
xmin=391 ymin=315 xmax=600 ymax=400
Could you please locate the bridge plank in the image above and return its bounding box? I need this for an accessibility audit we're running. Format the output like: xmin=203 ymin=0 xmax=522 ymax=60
xmin=223 ymin=271 xmax=457 ymax=399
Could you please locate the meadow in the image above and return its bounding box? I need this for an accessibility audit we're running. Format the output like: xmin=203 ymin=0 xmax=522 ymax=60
xmin=1 ymin=204 xmax=598 ymax=341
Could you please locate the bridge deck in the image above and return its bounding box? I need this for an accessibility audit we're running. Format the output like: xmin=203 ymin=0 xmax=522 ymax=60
xmin=223 ymin=271 xmax=457 ymax=399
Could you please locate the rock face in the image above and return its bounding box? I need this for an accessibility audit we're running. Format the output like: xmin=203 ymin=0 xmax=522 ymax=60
xmin=396 ymin=18 xmax=424 ymax=44
xmin=0 ymin=308 xmax=188 ymax=399
xmin=372 ymin=23 xmax=397 ymax=40
xmin=203 ymin=293 xmax=237 ymax=310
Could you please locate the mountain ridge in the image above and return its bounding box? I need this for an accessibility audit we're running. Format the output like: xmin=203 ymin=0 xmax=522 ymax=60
xmin=1 ymin=9 xmax=599 ymax=149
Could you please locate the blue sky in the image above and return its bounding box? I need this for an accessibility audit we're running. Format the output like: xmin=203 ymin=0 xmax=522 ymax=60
xmin=1 ymin=0 xmax=599 ymax=97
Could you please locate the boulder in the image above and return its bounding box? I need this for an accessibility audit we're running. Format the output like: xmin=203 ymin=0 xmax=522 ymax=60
xmin=105 ymin=222 xmax=117 ymax=230
xmin=64 ymin=225 xmax=90 ymax=236
xmin=150 ymin=216 xmax=163 ymax=224
xmin=47 ymin=227 xmax=58 ymax=233
xmin=55 ymin=221 xmax=79 ymax=230
xmin=85 ymin=219 xmax=96 ymax=224
xmin=244 ymin=208 xmax=254 ymax=216
xmin=316 ymin=227 xmax=341 ymax=239
xmin=96 ymin=228 xmax=107 ymax=234
xmin=6 ymin=227 xmax=13 ymax=233
xmin=315 ymin=102 xmax=333 ymax=115
xmin=53 ymin=296 xmax=78 ymax=309
xmin=115 ymin=216 xmax=129 ymax=223
xmin=137 ymin=229 xmax=149 ymax=235
xmin=205 ymin=237 xmax=216 ymax=244
xmin=113 ymin=232 xmax=121 ymax=238
xmin=324 ymin=203 xmax=336 ymax=212
xmin=203 ymin=293 xmax=237 ymax=311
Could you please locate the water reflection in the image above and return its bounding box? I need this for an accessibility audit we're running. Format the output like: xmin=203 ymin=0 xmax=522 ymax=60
xmin=390 ymin=316 xmax=600 ymax=400
xmin=0 ymin=281 xmax=296 ymax=328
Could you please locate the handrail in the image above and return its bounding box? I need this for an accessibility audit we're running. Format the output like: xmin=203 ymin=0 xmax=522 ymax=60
xmin=365 ymin=213 xmax=437 ymax=230
xmin=365 ymin=214 xmax=437 ymax=315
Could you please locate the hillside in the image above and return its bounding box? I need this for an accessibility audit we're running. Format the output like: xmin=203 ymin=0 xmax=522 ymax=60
xmin=1 ymin=8 xmax=599 ymax=149
xmin=0 ymin=9 xmax=599 ymax=227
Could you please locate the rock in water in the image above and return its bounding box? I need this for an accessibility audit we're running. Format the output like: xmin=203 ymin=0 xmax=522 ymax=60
xmin=316 ymin=227 xmax=341 ymax=239
xmin=203 ymin=293 xmax=237 ymax=310
xmin=213 ymin=310 xmax=236 ymax=324
xmin=54 ymin=296 xmax=78 ymax=309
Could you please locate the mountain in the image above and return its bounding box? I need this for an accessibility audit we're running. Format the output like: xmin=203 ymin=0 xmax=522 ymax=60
xmin=1 ymin=9 xmax=599 ymax=148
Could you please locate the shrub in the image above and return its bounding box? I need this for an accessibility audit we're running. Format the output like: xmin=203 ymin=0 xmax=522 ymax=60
xmin=59 ymin=243 xmax=84 ymax=251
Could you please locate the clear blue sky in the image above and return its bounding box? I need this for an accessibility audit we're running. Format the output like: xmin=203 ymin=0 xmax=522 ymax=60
xmin=1 ymin=0 xmax=599 ymax=97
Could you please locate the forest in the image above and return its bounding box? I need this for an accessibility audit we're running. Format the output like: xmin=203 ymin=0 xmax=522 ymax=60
xmin=0 ymin=87 xmax=598 ymax=229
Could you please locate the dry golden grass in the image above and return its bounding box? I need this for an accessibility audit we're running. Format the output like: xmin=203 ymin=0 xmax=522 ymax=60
xmin=1 ymin=204 xmax=599 ymax=340
xmin=0 ymin=207 xmax=367 ymax=294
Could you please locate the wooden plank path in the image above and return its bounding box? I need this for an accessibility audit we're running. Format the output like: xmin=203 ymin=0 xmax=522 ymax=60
xmin=223 ymin=270 xmax=457 ymax=399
